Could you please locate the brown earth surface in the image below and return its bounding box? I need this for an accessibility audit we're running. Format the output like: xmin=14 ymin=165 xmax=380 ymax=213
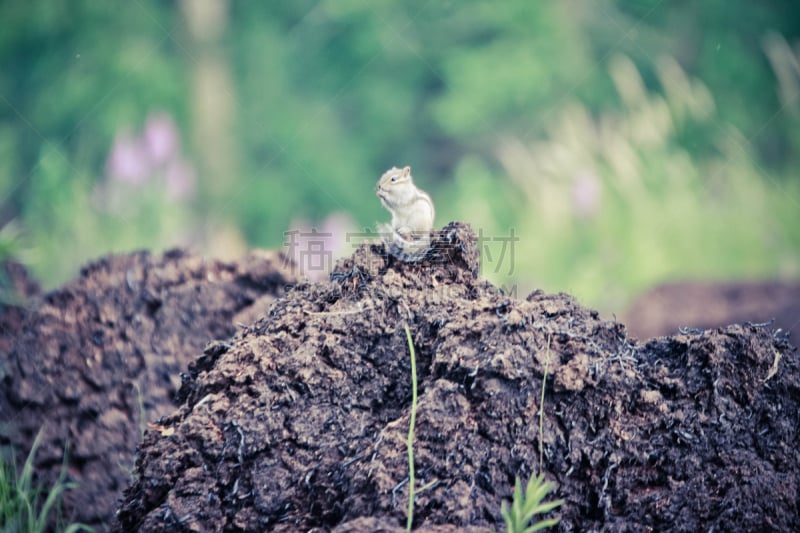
xmin=107 ymin=223 xmax=797 ymax=532
xmin=1 ymin=225 xmax=798 ymax=532
xmin=0 ymin=249 xmax=297 ymax=530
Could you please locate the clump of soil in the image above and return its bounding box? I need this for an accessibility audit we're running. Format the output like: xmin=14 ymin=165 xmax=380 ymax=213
xmin=117 ymin=223 xmax=799 ymax=532
xmin=0 ymin=249 xmax=296 ymax=529
xmin=625 ymin=280 xmax=800 ymax=348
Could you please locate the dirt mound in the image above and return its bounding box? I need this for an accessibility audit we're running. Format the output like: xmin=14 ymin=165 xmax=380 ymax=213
xmin=0 ymin=249 xmax=296 ymax=529
xmin=116 ymin=223 xmax=799 ymax=532
xmin=625 ymin=280 xmax=800 ymax=348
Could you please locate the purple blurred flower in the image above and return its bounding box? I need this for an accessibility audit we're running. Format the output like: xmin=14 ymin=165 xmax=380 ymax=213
xmin=143 ymin=112 xmax=180 ymax=166
xmin=106 ymin=131 xmax=150 ymax=185
xmin=572 ymin=170 xmax=601 ymax=219
xmin=105 ymin=111 xmax=196 ymax=206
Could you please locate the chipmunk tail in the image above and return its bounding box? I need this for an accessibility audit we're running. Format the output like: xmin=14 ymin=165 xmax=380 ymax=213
xmin=385 ymin=233 xmax=431 ymax=263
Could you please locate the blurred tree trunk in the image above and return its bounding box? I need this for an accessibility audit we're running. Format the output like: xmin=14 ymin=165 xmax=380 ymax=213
xmin=180 ymin=0 xmax=235 ymax=190
xmin=179 ymin=0 xmax=244 ymax=257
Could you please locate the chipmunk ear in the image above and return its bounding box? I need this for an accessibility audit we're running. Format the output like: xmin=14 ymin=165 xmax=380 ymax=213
xmin=402 ymin=166 xmax=411 ymax=176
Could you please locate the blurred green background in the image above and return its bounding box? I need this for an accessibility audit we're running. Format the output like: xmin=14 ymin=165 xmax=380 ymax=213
xmin=1 ymin=0 xmax=798 ymax=315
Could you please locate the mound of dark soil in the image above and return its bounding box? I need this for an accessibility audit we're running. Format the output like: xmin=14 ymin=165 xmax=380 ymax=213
xmin=117 ymin=223 xmax=799 ymax=532
xmin=625 ymin=280 xmax=800 ymax=348
xmin=0 ymin=249 xmax=296 ymax=529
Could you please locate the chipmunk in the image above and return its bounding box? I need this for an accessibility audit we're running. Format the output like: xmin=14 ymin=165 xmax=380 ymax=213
xmin=375 ymin=165 xmax=435 ymax=261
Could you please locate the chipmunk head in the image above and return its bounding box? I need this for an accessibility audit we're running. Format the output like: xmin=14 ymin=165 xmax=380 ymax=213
xmin=376 ymin=165 xmax=414 ymax=204
xmin=377 ymin=165 xmax=412 ymax=187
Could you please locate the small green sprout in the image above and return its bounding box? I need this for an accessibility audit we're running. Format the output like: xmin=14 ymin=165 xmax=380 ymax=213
xmin=501 ymin=473 xmax=564 ymax=533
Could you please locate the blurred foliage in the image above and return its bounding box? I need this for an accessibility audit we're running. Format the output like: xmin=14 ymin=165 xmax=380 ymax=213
xmin=486 ymin=55 xmax=800 ymax=310
xmin=0 ymin=0 xmax=798 ymax=313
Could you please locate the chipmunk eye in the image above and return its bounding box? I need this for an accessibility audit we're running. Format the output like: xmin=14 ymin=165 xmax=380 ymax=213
xmin=391 ymin=176 xmax=397 ymax=182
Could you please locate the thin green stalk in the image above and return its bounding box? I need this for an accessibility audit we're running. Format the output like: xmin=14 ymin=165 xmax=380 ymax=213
xmin=539 ymin=334 xmax=551 ymax=474
xmin=404 ymin=324 xmax=418 ymax=532
xmin=502 ymin=335 xmax=564 ymax=533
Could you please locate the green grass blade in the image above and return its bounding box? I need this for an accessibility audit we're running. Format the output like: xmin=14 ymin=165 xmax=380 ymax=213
xmin=534 ymin=499 xmax=564 ymax=515
xmin=404 ymin=324 xmax=419 ymax=532
xmin=64 ymin=523 xmax=95 ymax=533
xmin=0 ymin=427 xmax=92 ymax=533
xmin=528 ymin=517 xmax=562 ymax=532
